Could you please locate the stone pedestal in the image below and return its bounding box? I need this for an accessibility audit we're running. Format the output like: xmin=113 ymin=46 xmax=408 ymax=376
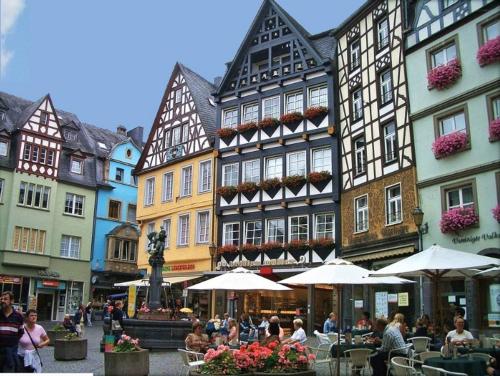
xmin=54 ymin=339 xmax=87 ymax=360
xmin=148 ymin=255 xmax=164 ymax=310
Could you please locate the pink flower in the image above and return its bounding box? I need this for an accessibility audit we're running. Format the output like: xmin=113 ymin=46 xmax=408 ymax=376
xmin=440 ymin=206 xmax=479 ymax=233
xmin=427 ymin=58 xmax=462 ymax=90
xmin=477 ymin=36 xmax=500 ymax=67
xmin=489 ymin=119 xmax=500 ymax=141
xmin=492 ymin=205 xmax=500 ymax=222
xmin=432 ymin=131 xmax=468 ymax=159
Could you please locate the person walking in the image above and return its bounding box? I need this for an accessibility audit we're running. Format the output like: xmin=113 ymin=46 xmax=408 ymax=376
xmin=111 ymin=301 xmax=125 ymax=343
xmin=85 ymin=302 xmax=93 ymax=327
xmin=18 ymin=309 xmax=49 ymax=373
xmin=0 ymin=291 xmax=24 ymax=372
xmin=73 ymin=305 xmax=85 ymax=337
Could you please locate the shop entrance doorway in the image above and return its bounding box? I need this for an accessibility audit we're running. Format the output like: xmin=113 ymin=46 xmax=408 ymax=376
xmin=37 ymin=293 xmax=54 ymax=321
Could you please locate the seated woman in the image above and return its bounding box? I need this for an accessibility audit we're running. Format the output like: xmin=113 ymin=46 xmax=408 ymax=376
xmin=356 ymin=311 xmax=373 ymax=330
xmin=262 ymin=321 xmax=281 ymax=345
xmin=266 ymin=316 xmax=284 ymax=342
xmin=446 ymin=316 xmax=473 ymax=345
xmin=185 ymin=322 xmax=210 ymax=353
xmin=282 ymin=319 xmax=307 ymax=345
xmin=63 ymin=314 xmax=76 ymax=333
xmin=227 ymin=319 xmax=239 ymax=346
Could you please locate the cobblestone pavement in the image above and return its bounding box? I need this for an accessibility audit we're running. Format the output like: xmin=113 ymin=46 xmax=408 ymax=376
xmin=38 ymin=321 xmax=353 ymax=375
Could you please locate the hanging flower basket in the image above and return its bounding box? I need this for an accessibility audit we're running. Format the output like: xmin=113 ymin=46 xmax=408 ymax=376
xmin=258 ymin=118 xmax=280 ymax=137
xmin=304 ymin=106 xmax=328 ymax=126
xmin=489 ymin=119 xmax=500 ymax=141
xmin=282 ymin=175 xmax=307 ymax=195
xmin=432 ymin=132 xmax=468 ymax=159
xmin=237 ymin=122 xmax=258 ymax=142
xmin=237 ymin=182 xmax=259 ymax=201
xmin=217 ymin=128 xmax=237 ymax=145
xmin=259 ymin=178 xmax=282 ymax=199
xmin=261 ymin=242 xmax=284 ymax=259
xmin=477 ymin=36 xmax=500 ymax=67
xmin=492 ymin=205 xmax=500 ymax=222
xmin=427 ymin=59 xmax=462 ymax=90
xmin=308 ymin=171 xmax=332 ymax=192
xmin=440 ymin=206 xmax=479 ymax=234
xmin=216 ymin=186 xmax=238 ymax=203
xmin=280 ymin=112 xmax=304 ymax=132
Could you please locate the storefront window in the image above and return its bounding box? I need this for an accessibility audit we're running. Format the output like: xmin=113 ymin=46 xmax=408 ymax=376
xmin=479 ymin=278 xmax=500 ymax=329
xmin=0 ymin=276 xmax=29 ymax=312
xmin=66 ymin=282 xmax=83 ymax=314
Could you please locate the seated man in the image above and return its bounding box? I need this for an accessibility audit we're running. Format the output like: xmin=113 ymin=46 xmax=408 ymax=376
xmin=370 ymin=319 xmax=408 ymax=376
xmin=446 ymin=316 xmax=473 ymax=345
xmin=365 ymin=318 xmax=386 ymax=345
xmin=282 ymin=319 xmax=307 ymax=344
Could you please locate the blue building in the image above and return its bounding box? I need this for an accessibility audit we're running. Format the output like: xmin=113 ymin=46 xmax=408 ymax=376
xmin=86 ymin=125 xmax=143 ymax=301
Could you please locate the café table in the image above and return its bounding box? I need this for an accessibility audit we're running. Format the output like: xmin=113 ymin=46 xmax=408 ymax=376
xmin=352 ymin=329 xmax=372 ymax=336
xmin=424 ymin=356 xmax=486 ymax=376
xmin=330 ymin=343 xmax=377 ymax=356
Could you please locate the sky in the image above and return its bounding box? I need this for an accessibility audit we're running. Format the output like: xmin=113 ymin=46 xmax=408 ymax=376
xmin=1 ymin=0 xmax=365 ymax=135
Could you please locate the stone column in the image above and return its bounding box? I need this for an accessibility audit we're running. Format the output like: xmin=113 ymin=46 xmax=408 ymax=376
xmin=148 ymin=255 xmax=165 ymax=310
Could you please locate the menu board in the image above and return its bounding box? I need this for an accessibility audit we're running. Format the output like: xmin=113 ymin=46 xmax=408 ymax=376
xmin=375 ymin=291 xmax=388 ymax=319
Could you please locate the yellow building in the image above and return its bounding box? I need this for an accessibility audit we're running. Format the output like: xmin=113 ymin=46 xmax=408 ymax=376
xmin=134 ymin=63 xmax=217 ymax=317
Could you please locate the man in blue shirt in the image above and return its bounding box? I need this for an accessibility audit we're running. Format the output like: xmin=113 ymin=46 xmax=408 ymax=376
xmin=323 ymin=312 xmax=337 ymax=333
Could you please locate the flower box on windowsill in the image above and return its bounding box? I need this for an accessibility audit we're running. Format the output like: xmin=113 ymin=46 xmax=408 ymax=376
xmin=310 ymin=238 xmax=335 ymax=260
xmin=432 ymin=132 xmax=468 ymax=159
xmin=477 ymin=36 xmax=500 ymax=67
xmin=237 ymin=182 xmax=259 ymax=201
xmin=237 ymin=122 xmax=258 ymax=142
xmin=258 ymin=118 xmax=280 ymax=137
xmin=284 ymin=240 xmax=310 ymax=261
xmin=307 ymin=171 xmax=332 ymax=192
xmin=216 ymin=186 xmax=238 ymax=203
xmin=304 ymin=106 xmax=328 ymax=126
xmin=218 ymin=244 xmax=239 ymax=254
xmin=280 ymin=112 xmax=304 ymax=132
xmin=282 ymin=175 xmax=307 ymax=195
xmin=259 ymin=178 xmax=282 ymax=199
xmin=260 ymin=242 xmax=283 ymax=259
xmin=217 ymin=128 xmax=237 ymax=145
xmin=240 ymin=244 xmax=262 ymax=262
xmin=427 ymin=59 xmax=462 ymax=90
xmin=492 ymin=205 xmax=500 ymax=223
xmin=440 ymin=207 xmax=479 ymax=234
xmin=489 ymin=119 xmax=500 ymax=142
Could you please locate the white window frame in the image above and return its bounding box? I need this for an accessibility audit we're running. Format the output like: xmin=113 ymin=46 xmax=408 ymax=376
xmin=64 ymin=193 xmax=85 ymax=216
xmin=377 ymin=17 xmax=389 ymax=50
xmin=266 ymin=218 xmax=285 ymax=243
xmin=353 ymin=89 xmax=363 ymax=120
xmin=354 ymin=195 xmax=369 ymax=233
xmin=177 ymin=214 xmax=190 ymax=246
xmin=244 ymin=221 xmax=262 ymax=245
xmin=70 ymin=158 xmax=83 ymax=174
xmin=285 ymin=91 xmax=303 ymax=114
xmin=181 ymin=123 xmax=189 ymax=143
xmin=115 ymin=167 xmax=124 ymax=182
xmin=196 ymin=211 xmax=210 ymax=244
xmin=308 ymin=86 xmax=328 ymax=108
xmin=482 ymin=19 xmax=499 ymax=42
xmin=312 ymin=148 xmax=332 ymax=173
xmin=445 ymin=185 xmax=474 ymax=210
xmin=354 ymin=137 xmax=366 ymax=175
xmin=431 ymin=43 xmax=457 ymax=68
xmin=264 ymin=156 xmax=282 ymax=179
xmin=242 ymin=102 xmax=259 ymax=123
xmin=286 ymin=151 xmax=306 ymax=176
xmin=198 ymin=160 xmax=212 ymax=193
xmin=289 ymin=215 xmax=309 ymax=241
xmin=18 ymin=182 xmax=51 ymax=210
xmin=262 ymin=96 xmax=280 ymax=119
xmin=380 ymin=69 xmax=393 ymax=105
xmin=146 ymin=222 xmax=155 ymax=249
xmin=438 ymin=111 xmax=466 ymax=136
xmin=222 ymin=108 xmax=238 ymax=128
xmin=0 ymin=140 xmax=8 ymax=157
xmin=383 ymin=122 xmax=397 ymax=163
xmin=222 ymin=222 xmax=240 ymax=246
xmin=162 ymin=218 xmax=171 ymax=248
xmin=180 ymin=165 xmax=193 ymax=197
xmin=222 ymin=163 xmax=239 ymax=186
xmin=175 ymin=88 xmax=182 ymax=103
xmin=162 ymin=172 xmax=173 ymax=202
xmin=385 ymin=184 xmax=402 ymax=225
xmin=314 ymin=213 xmax=335 ymax=240
xmin=144 ymin=177 xmax=155 ymax=206
xmin=243 ymin=159 xmax=260 ymax=183
xmin=0 ymin=178 xmax=4 ymax=202
xmin=350 ymin=40 xmax=361 ymax=70
xmin=60 ymin=235 xmax=81 ymax=259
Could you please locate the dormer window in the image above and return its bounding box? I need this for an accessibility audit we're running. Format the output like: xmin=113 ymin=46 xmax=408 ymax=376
xmin=40 ymin=111 xmax=49 ymax=125
xmin=70 ymin=158 xmax=83 ymax=174
xmin=98 ymin=142 xmax=108 ymax=150
xmin=0 ymin=140 xmax=8 ymax=157
xmin=64 ymin=131 xmax=76 ymax=142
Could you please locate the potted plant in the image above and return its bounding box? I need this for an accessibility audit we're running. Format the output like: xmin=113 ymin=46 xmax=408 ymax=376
xmin=258 ymin=117 xmax=280 ymax=137
xmin=237 ymin=122 xmax=258 ymax=142
xmin=492 ymin=205 xmax=500 ymax=223
xmin=440 ymin=206 xmax=479 ymax=234
xmin=237 ymin=181 xmax=259 ymax=201
xmin=284 ymin=240 xmax=311 ymax=261
xmin=240 ymin=243 xmax=261 ymax=262
xmin=308 ymin=171 xmax=332 ymax=192
xmin=54 ymin=332 xmax=87 ymax=361
xmin=104 ymin=334 xmax=149 ymax=376
xmin=217 ymin=127 xmax=237 ymax=145
xmin=216 ymin=186 xmax=238 ymax=204
xmin=199 ymin=345 xmax=240 ymax=375
xmin=280 ymin=112 xmax=304 ymax=132
xmin=489 ymin=118 xmax=500 ymax=142
xmin=47 ymin=324 xmax=68 ymax=346
xmin=477 ymin=36 xmax=500 ymax=67
xmin=282 ymin=175 xmax=307 ymax=195
xmin=304 ymin=106 xmax=328 ymax=126
xmin=260 ymin=242 xmax=283 ymax=259
xmin=432 ymin=131 xmax=468 ymax=159
xmin=427 ymin=58 xmax=462 ymax=90
xmin=259 ymin=177 xmax=282 ymax=199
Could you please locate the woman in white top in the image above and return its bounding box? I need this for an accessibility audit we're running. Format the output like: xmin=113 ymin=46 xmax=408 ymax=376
xmin=227 ymin=318 xmax=239 ymax=346
xmin=446 ymin=316 xmax=474 ymax=345
xmin=282 ymin=319 xmax=307 ymax=344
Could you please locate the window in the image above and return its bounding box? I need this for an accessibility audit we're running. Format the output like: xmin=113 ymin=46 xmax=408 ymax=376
xmin=60 ymin=235 xmax=81 ymax=259
xmin=47 ymin=150 xmax=55 ymax=166
xmin=386 ymin=184 xmax=402 ymax=225
xmin=308 ymin=86 xmax=328 ymax=108
xmin=312 ymin=148 xmax=331 ymax=173
xmin=115 ymin=168 xmax=124 ymax=182
xmin=262 ymin=96 xmax=280 ymax=119
xmin=18 ymin=182 xmax=51 ymax=209
xmin=144 ymin=177 xmax=155 ymax=206
xmin=355 ymin=196 xmax=369 ymax=232
xmin=266 ymin=218 xmax=284 ymax=243
xmin=127 ymin=204 xmax=136 ymax=223
xmin=285 ymin=92 xmax=303 ymax=114
xmin=380 ymin=70 xmax=393 ymax=105
xmin=287 ymin=151 xmax=306 ymax=176
xmin=481 ymin=18 xmax=499 ymax=43
xmin=182 ymin=123 xmax=189 ymax=143
xmin=350 ymin=40 xmax=361 ymax=70
xmin=445 ymin=184 xmax=474 ymax=210
xmin=244 ymin=221 xmax=262 ymax=245
xmin=314 ymin=213 xmax=334 ymax=239
xmin=32 ymin=146 xmax=39 ymax=163
xmin=437 ymin=111 xmax=466 ymax=136
xmin=490 ymin=95 xmax=500 ymax=122
xmin=0 ymin=140 xmax=8 ymax=156
xmin=383 ymin=122 xmax=397 ymax=163
xmin=175 ymin=89 xmax=182 ymax=103
xmin=196 ymin=211 xmax=210 ymax=243
xmin=12 ymin=227 xmax=45 ymax=253
xmin=40 ymin=111 xmax=49 ymax=125
xmin=39 ymin=148 xmax=46 ymax=164
xmin=442 ymin=0 xmax=458 ymax=8
xmin=111 ymin=239 xmax=137 ymax=262
xmin=352 ymin=89 xmax=363 ymax=121
xmin=354 ymin=137 xmax=366 ymax=175
xmin=377 ymin=18 xmax=389 ymax=50
xmin=223 ymin=223 xmax=240 ymax=245
xmin=199 ymin=160 xmax=211 ymax=193
xmin=430 ymin=42 xmax=457 ymax=68
xmin=64 ymin=193 xmax=84 ymax=216
xmin=162 ymin=218 xmax=171 ymax=248
xmin=289 ymin=216 xmax=308 ymax=241
xmin=181 ymin=166 xmax=192 ymax=196
xmin=162 ymin=172 xmax=173 ymax=202
xmin=177 ymin=214 xmax=190 ymax=246
xmin=108 ymin=200 xmax=121 ymax=220
xmin=23 ymin=144 xmax=31 ymax=160
xmin=243 ymin=159 xmax=260 ymax=183
xmin=242 ymin=103 xmax=259 ymax=122
xmin=222 ymin=163 xmax=239 ymax=186
xmin=265 ymin=156 xmax=282 ymax=179
xmin=131 ymin=174 xmax=138 ymax=186
xmin=172 ymin=127 xmax=181 ymax=146
xmin=222 ymin=108 xmax=238 ymax=128
xmin=70 ymin=158 xmax=83 ymax=174
xmin=0 ymin=178 xmax=4 ymax=202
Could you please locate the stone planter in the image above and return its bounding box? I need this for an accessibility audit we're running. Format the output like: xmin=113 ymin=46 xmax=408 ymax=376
xmin=47 ymin=330 xmax=69 ymax=346
xmin=254 ymin=371 xmax=315 ymax=376
xmin=54 ymin=338 xmax=87 ymax=360
xmin=104 ymin=348 xmax=149 ymax=376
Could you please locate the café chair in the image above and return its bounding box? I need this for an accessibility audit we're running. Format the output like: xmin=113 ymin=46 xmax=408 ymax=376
xmin=469 ymin=352 xmax=493 ymax=365
xmin=408 ymin=336 xmax=432 ymax=354
xmin=178 ymin=349 xmax=205 ymax=375
xmin=422 ymin=365 xmax=467 ymax=376
xmin=386 ymin=344 xmax=414 ymax=376
xmin=344 ymin=348 xmax=373 ymax=375
xmin=308 ymin=344 xmax=335 ymax=375
xmin=390 ymin=356 xmax=423 ymax=376
xmin=417 ymin=350 xmax=441 ymax=362
xmin=313 ymin=330 xmax=332 ymax=349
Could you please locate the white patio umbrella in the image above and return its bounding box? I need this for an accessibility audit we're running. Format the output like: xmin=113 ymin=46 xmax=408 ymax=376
xmin=187 ymin=267 xmax=291 ymax=291
xmin=279 ymin=258 xmax=413 ymax=376
xmin=474 ymin=266 xmax=500 ymax=277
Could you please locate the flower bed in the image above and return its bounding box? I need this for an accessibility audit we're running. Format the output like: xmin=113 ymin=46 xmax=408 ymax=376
xmin=218 ymin=244 xmax=239 ymax=254
xmin=217 ymin=186 xmax=238 ymax=203
xmin=440 ymin=206 xmax=479 ymax=233
xmin=477 ymin=36 xmax=500 ymax=67
xmin=310 ymin=238 xmax=335 ymax=251
xmin=304 ymin=106 xmax=328 ymax=120
xmin=432 ymin=131 xmax=468 ymax=159
xmin=260 ymin=242 xmax=283 ymax=253
xmin=240 ymin=244 xmax=260 ymax=253
xmin=489 ymin=119 xmax=500 ymax=141
xmin=492 ymin=205 xmax=500 ymax=223
xmin=104 ymin=335 xmax=149 ymax=376
xmin=427 ymin=59 xmax=461 ymax=90
xmin=282 ymin=175 xmax=307 ymax=195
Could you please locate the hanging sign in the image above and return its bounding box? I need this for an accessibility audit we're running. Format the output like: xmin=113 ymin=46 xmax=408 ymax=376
xmin=398 ymin=292 xmax=409 ymax=307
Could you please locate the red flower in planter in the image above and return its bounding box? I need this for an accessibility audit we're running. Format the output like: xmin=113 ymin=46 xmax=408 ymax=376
xmin=427 ymin=59 xmax=462 ymax=90
xmin=218 ymin=244 xmax=239 ymax=254
xmin=440 ymin=206 xmax=479 ymax=233
xmin=280 ymin=112 xmax=304 ymax=124
xmin=282 ymin=175 xmax=307 ymax=189
xmin=310 ymin=238 xmax=335 ymax=250
xmin=216 ymin=186 xmax=238 ymax=201
xmin=492 ymin=205 xmax=500 ymax=223
xmin=237 ymin=182 xmax=259 ymax=194
xmin=432 ymin=131 xmax=468 ymax=159
xmin=240 ymin=244 xmax=260 ymax=253
xmin=284 ymin=240 xmax=310 ymax=252
xmin=477 ymin=36 xmax=500 ymax=67
xmin=258 ymin=117 xmax=280 ymax=129
xmin=259 ymin=177 xmax=282 ymax=191
xmin=236 ymin=122 xmax=258 ymax=133
xmin=307 ymin=171 xmax=332 ymax=184
xmin=489 ymin=118 xmax=500 ymax=141
xmin=217 ymin=127 xmax=237 ymax=138
xmin=304 ymin=106 xmax=328 ymax=120
xmin=260 ymin=242 xmax=283 ymax=252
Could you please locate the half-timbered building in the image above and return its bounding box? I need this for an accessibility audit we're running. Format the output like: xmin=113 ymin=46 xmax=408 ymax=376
xmin=334 ymin=0 xmax=419 ymax=322
xmin=214 ymin=0 xmax=338 ymax=333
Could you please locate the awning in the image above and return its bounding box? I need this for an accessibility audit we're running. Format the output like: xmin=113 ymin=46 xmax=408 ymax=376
xmin=343 ymin=245 xmax=415 ymax=263
xmin=113 ymin=274 xmax=202 ymax=287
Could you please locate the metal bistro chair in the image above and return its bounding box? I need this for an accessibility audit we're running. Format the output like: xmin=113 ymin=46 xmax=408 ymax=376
xmin=417 ymin=351 xmax=441 ymax=362
xmin=313 ymin=330 xmax=332 ymax=349
xmin=344 ymin=348 xmax=373 ymax=375
xmin=390 ymin=356 xmax=423 ymax=376
xmin=408 ymin=337 xmax=432 ymax=355
xmin=308 ymin=343 xmax=335 ymax=375
xmin=469 ymin=352 xmax=494 ymax=365
xmin=422 ymin=365 xmax=467 ymax=376
xmin=177 ymin=348 xmax=205 ymax=376
xmin=386 ymin=344 xmax=414 ymax=376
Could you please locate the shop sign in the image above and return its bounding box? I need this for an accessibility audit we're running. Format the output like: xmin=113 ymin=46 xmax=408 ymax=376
xmin=375 ymin=291 xmax=388 ymax=319
xmin=452 ymin=231 xmax=499 ymax=245
xmin=216 ymin=256 xmax=305 ymax=270
xmin=0 ymin=275 xmax=22 ymax=284
xmin=163 ymin=264 xmax=195 ymax=272
xmin=42 ymin=280 xmax=60 ymax=288
xmin=398 ymin=292 xmax=409 ymax=307
xmin=127 ymin=286 xmax=136 ymax=318
xmin=38 ymin=270 xmax=60 ymax=278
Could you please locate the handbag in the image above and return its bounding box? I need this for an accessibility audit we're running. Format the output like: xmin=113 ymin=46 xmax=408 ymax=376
xmin=111 ymin=320 xmax=122 ymax=331
xmin=24 ymin=325 xmax=43 ymax=368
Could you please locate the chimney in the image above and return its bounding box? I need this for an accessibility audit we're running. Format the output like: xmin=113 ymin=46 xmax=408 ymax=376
xmin=116 ymin=125 xmax=127 ymax=136
xmin=213 ymin=76 xmax=223 ymax=87
xmin=127 ymin=126 xmax=144 ymax=147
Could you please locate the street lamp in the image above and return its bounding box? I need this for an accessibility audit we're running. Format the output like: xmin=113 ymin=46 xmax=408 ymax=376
xmin=209 ymin=243 xmax=217 ymax=271
xmin=412 ymin=207 xmax=428 ymax=316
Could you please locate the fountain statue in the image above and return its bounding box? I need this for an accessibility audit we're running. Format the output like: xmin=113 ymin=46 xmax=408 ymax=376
xmin=146 ymin=227 xmax=166 ymax=310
